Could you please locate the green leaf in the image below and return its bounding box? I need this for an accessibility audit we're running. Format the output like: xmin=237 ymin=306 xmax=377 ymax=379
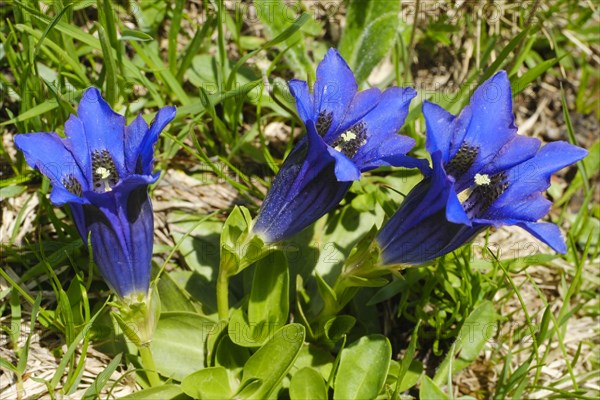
xmin=120 ymin=29 xmax=154 ymax=42
xmin=511 ymin=57 xmax=561 ymax=95
xmin=290 ymin=367 xmax=328 ymax=400
xmin=120 ymin=384 xmax=187 ymax=399
xmin=480 ymin=28 xmax=531 ymax=84
xmin=334 ymin=334 xmax=391 ymax=400
xmin=248 ymin=251 xmax=289 ymax=328
xmin=433 ymin=301 xmax=498 ymax=384
xmin=338 ymin=0 xmax=401 ymax=84
xmin=151 ymin=312 xmax=216 ymax=380
xmin=181 ymin=366 xmax=234 ymax=399
xmin=420 ymin=375 xmax=449 ymax=400
xmin=96 ymin=23 xmax=118 ymax=105
xmin=239 ymin=324 xmax=305 ymax=399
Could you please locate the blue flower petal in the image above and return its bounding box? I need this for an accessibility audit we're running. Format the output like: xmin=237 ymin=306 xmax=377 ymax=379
xmin=14 ymin=132 xmax=87 ymax=199
xmin=313 ymin=48 xmax=357 ymax=136
xmin=457 ymin=71 xmax=517 ymax=177
xmin=326 ymin=145 xmax=361 ymax=181
xmin=124 ymin=114 xmax=148 ymax=174
xmin=50 ymin=186 xmax=87 ymax=206
xmin=352 ymin=87 xmax=417 ymax=170
xmin=80 ymin=175 xmax=157 ymax=297
xmin=136 ymin=106 xmax=176 ymax=175
xmin=480 ymin=135 xmax=541 ymax=175
xmin=324 ymin=87 xmax=381 ymax=143
xmin=77 ymin=87 xmax=127 ymax=177
xmin=517 ymin=221 xmax=567 ymax=254
xmin=446 ymin=188 xmax=471 ymax=226
xmin=423 ymin=100 xmax=455 ymax=161
xmin=64 ymin=114 xmax=91 ymax=183
xmin=479 ymin=193 xmax=552 ymax=224
xmin=289 ymin=79 xmax=314 ymax=123
xmin=495 ymin=141 xmax=588 ymax=208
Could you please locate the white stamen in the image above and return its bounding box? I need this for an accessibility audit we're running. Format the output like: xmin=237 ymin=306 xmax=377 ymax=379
xmin=96 ymin=167 xmax=111 ymax=180
xmin=96 ymin=167 xmax=113 ymax=192
xmin=474 ymin=173 xmax=491 ymax=186
xmin=341 ymin=130 xmax=357 ymax=142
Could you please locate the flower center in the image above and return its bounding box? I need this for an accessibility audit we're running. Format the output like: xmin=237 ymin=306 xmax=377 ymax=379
xmin=92 ymin=149 xmax=119 ymax=193
xmin=460 ymin=171 xmax=509 ymax=218
xmin=331 ymin=121 xmax=367 ymax=158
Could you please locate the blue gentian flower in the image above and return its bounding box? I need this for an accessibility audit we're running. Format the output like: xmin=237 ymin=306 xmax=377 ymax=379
xmin=253 ymin=48 xmax=426 ymax=242
xmin=377 ymin=71 xmax=588 ymax=265
xmin=14 ymin=88 xmax=176 ymax=298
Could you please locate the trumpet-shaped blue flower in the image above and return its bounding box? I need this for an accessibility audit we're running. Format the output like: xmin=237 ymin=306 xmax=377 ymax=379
xmin=254 ymin=48 xmax=427 ymax=242
xmin=15 ymin=88 xmax=176 ymax=297
xmin=377 ymin=71 xmax=588 ymax=265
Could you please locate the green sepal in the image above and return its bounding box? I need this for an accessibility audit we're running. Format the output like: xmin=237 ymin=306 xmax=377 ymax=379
xmin=220 ymin=206 xmax=270 ymax=278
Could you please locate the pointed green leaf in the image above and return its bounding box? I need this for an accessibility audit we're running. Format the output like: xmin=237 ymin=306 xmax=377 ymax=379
xmin=334 ymin=334 xmax=391 ymax=400
xmin=239 ymin=324 xmax=305 ymax=399
xmin=120 ymin=29 xmax=154 ymax=42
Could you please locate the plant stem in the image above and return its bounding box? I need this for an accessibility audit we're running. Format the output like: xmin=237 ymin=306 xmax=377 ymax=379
xmin=216 ymin=268 xmax=229 ymax=320
xmin=139 ymin=345 xmax=160 ymax=387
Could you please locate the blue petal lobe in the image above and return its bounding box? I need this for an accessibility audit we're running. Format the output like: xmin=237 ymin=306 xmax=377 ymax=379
xmin=481 ymin=193 xmax=552 ymax=224
xmin=136 ymin=106 xmax=176 ymax=175
xmin=50 ymin=186 xmax=86 ymax=206
xmin=423 ymin=100 xmax=455 ymax=161
xmin=124 ymin=114 xmax=148 ymax=174
xmin=64 ymin=114 xmax=91 ymax=184
xmin=446 ymin=188 xmax=471 ymax=226
xmin=480 ymin=135 xmax=540 ymax=175
xmin=495 ymin=141 xmax=588 ymax=207
xmin=517 ymin=221 xmax=567 ymax=254
xmin=352 ymin=87 xmax=417 ymax=169
xmin=77 ymin=87 xmax=127 ymax=176
xmin=324 ymin=87 xmax=381 ymax=142
xmin=289 ymin=79 xmax=313 ymax=123
xmin=14 ymin=132 xmax=87 ymax=197
xmin=460 ymin=71 xmax=517 ymax=172
xmin=326 ymin=146 xmax=361 ymax=181
xmin=314 ymin=48 xmax=357 ymax=136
